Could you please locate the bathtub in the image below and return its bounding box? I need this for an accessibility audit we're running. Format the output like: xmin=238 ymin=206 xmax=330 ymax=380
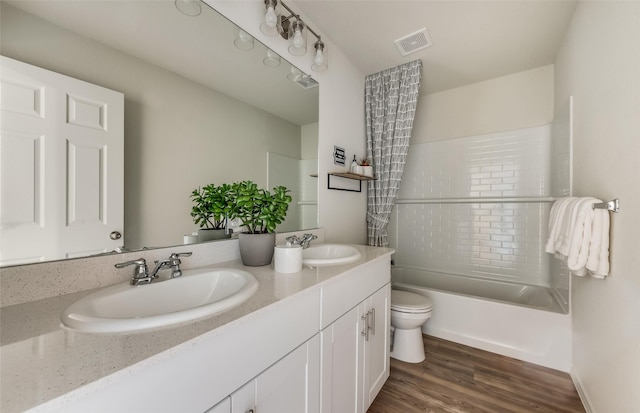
xmin=392 ymin=267 xmax=572 ymax=371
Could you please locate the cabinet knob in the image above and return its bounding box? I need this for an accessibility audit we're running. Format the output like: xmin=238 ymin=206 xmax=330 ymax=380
xmin=110 ymin=231 xmax=122 ymax=240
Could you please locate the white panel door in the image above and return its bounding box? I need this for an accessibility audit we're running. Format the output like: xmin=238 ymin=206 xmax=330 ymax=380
xmin=0 ymin=56 xmax=124 ymax=265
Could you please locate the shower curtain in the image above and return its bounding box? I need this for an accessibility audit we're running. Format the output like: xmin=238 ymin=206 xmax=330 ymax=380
xmin=365 ymin=59 xmax=422 ymax=247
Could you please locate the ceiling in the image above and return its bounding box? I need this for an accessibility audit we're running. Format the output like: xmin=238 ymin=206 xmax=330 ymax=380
xmin=292 ymin=0 xmax=578 ymax=94
xmin=5 ymin=0 xmax=578 ymax=114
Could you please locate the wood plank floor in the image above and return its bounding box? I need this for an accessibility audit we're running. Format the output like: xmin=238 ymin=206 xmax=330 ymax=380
xmin=367 ymin=335 xmax=585 ymax=413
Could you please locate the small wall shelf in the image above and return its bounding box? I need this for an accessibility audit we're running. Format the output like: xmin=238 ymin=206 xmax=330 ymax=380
xmin=328 ymin=172 xmax=375 ymax=192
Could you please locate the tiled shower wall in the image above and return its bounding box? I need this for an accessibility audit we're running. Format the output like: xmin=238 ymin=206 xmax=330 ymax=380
xmin=389 ymin=125 xmax=558 ymax=287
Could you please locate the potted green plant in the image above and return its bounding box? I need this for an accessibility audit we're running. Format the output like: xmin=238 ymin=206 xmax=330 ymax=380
xmin=228 ymin=180 xmax=292 ymax=266
xmin=190 ymin=183 xmax=233 ymax=242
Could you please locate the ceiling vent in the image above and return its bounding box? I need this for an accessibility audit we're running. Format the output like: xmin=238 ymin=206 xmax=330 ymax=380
xmin=394 ymin=28 xmax=432 ymax=56
xmin=295 ymin=76 xmax=319 ymax=89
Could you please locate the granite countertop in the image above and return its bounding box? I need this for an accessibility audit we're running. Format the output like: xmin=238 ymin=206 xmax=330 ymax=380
xmin=0 ymin=245 xmax=394 ymax=413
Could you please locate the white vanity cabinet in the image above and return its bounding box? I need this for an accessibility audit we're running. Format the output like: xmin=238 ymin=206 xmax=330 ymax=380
xmin=207 ymin=398 xmax=231 ymax=413
xmin=211 ymin=256 xmax=392 ymax=413
xmin=207 ymin=335 xmax=320 ymax=413
xmin=8 ymin=248 xmax=394 ymax=413
xmin=41 ymin=287 xmax=321 ymax=413
xmin=319 ymin=258 xmax=391 ymax=413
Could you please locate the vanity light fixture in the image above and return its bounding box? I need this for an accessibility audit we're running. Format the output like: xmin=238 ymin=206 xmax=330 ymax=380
xmin=311 ymin=37 xmax=327 ymax=72
xmin=234 ymin=30 xmax=255 ymax=51
xmin=260 ymin=0 xmax=279 ymax=36
xmin=175 ymin=0 xmax=202 ymax=17
xmin=287 ymin=65 xmax=302 ymax=82
xmin=263 ymin=49 xmax=281 ymax=67
xmin=259 ymin=0 xmax=328 ymax=70
xmin=287 ymin=18 xmax=307 ymax=56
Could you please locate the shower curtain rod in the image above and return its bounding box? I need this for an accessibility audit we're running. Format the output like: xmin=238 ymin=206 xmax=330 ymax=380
xmin=395 ymin=197 xmax=620 ymax=213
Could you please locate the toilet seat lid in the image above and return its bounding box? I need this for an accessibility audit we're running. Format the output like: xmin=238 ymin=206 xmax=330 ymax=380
xmin=391 ymin=290 xmax=432 ymax=312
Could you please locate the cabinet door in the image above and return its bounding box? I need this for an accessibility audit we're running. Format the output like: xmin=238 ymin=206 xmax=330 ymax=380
xmin=363 ymin=284 xmax=391 ymax=409
xmin=255 ymin=334 xmax=319 ymax=413
xmin=320 ymin=305 xmax=365 ymax=413
xmin=231 ymin=380 xmax=255 ymax=413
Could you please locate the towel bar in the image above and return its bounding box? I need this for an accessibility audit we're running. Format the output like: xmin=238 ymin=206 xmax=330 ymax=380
xmin=592 ymin=199 xmax=619 ymax=213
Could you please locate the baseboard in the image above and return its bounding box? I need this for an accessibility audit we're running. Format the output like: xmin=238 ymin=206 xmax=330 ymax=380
xmin=425 ymin=326 xmax=570 ymax=372
xmin=570 ymin=367 xmax=594 ymax=413
xmin=426 ymin=327 xmax=534 ymax=363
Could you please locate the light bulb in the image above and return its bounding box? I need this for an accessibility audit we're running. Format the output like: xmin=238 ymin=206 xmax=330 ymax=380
xmin=287 ymin=66 xmax=302 ymax=81
xmin=314 ymin=49 xmax=324 ymax=65
xmin=265 ymin=6 xmax=277 ymax=28
xmin=293 ymin=28 xmax=304 ymax=48
xmin=234 ymin=30 xmax=254 ymax=50
xmin=175 ymin=0 xmax=201 ymax=17
xmin=263 ymin=49 xmax=281 ymax=67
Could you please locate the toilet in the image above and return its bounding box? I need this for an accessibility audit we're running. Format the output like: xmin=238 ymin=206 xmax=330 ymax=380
xmin=390 ymin=290 xmax=433 ymax=363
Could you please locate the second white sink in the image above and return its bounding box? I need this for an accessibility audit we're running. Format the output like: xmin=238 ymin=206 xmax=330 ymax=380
xmin=61 ymin=268 xmax=258 ymax=333
xmin=302 ymin=244 xmax=361 ymax=267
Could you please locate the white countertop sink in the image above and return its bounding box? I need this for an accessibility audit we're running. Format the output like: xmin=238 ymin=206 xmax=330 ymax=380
xmin=61 ymin=268 xmax=259 ymax=333
xmin=302 ymin=244 xmax=362 ymax=267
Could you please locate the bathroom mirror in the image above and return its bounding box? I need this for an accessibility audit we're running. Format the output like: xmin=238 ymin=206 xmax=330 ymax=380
xmin=0 ymin=1 xmax=319 ymax=267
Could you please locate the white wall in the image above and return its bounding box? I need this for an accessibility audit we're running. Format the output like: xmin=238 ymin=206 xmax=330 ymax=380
xmin=208 ymin=0 xmax=368 ymax=244
xmin=1 ymin=4 xmax=302 ymax=249
xmin=301 ymin=122 xmax=319 ymax=160
xmin=267 ymin=152 xmax=301 ymax=232
xmin=300 ymin=123 xmax=320 ymax=230
xmin=554 ymin=2 xmax=640 ymax=411
xmin=413 ymin=65 xmax=554 ymax=143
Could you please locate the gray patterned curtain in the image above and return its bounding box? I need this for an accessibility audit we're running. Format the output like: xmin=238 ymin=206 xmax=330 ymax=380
xmin=365 ymin=60 xmax=422 ymax=247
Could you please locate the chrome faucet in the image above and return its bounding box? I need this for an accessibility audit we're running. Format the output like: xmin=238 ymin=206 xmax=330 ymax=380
xmin=115 ymin=258 xmax=155 ymax=285
xmin=166 ymin=252 xmax=192 ymax=278
xmin=285 ymin=235 xmax=302 ymax=247
xmin=115 ymin=252 xmax=192 ymax=285
xmin=300 ymin=233 xmax=318 ymax=248
xmin=285 ymin=233 xmax=317 ymax=249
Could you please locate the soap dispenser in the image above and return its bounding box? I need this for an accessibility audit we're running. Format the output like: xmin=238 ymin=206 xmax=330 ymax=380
xmin=350 ymin=155 xmax=358 ymax=173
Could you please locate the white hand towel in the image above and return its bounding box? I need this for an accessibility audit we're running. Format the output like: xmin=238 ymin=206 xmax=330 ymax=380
xmin=548 ymin=197 xmax=583 ymax=257
xmin=586 ymin=206 xmax=610 ymax=278
xmin=545 ymin=197 xmax=574 ymax=255
xmin=545 ymin=196 xmax=610 ymax=279
xmin=566 ymin=197 xmax=598 ymax=276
